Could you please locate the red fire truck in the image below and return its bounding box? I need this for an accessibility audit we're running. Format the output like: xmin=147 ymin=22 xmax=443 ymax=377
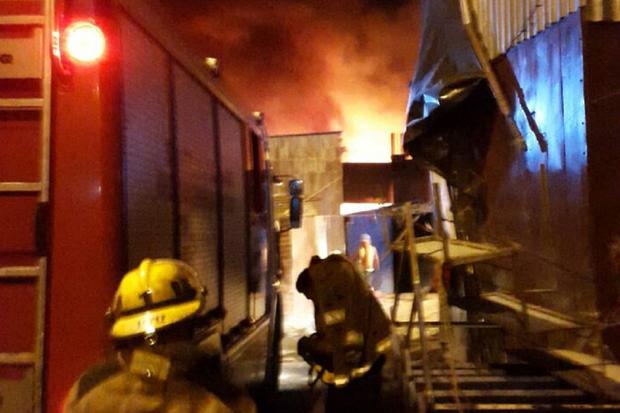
xmin=0 ymin=1 xmax=295 ymax=411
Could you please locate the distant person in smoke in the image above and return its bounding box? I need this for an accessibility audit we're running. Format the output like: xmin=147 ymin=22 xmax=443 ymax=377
xmin=352 ymin=233 xmax=379 ymax=288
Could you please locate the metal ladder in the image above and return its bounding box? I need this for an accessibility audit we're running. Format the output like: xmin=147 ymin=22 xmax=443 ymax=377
xmin=0 ymin=1 xmax=52 ymax=411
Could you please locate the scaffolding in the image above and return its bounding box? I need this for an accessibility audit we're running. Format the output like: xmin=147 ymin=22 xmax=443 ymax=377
xmin=392 ymin=183 xmax=520 ymax=411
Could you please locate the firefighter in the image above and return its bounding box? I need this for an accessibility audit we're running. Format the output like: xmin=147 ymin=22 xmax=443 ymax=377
xmin=63 ymin=259 xmax=255 ymax=413
xmin=296 ymin=254 xmax=392 ymax=412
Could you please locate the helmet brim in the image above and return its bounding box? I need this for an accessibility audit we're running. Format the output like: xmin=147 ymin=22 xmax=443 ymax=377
xmin=110 ymin=299 xmax=202 ymax=339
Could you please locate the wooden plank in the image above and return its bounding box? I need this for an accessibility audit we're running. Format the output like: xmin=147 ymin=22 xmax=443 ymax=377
xmin=481 ymin=292 xmax=580 ymax=328
xmin=414 ymin=238 xmax=517 ymax=266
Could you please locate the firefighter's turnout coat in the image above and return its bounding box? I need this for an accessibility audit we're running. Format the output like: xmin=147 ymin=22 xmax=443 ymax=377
xmin=62 ymin=345 xmax=255 ymax=413
xmin=296 ymin=254 xmax=392 ymax=386
xmin=63 ymin=367 xmax=232 ymax=413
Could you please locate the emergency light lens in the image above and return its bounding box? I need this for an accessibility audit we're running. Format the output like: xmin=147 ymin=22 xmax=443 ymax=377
xmin=64 ymin=22 xmax=106 ymax=63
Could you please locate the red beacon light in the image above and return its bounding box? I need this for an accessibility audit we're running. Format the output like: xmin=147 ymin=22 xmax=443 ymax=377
xmin=63 ymin=21 xmax=106 ymax=64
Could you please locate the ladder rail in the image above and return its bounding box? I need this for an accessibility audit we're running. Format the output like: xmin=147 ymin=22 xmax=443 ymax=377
xmin=41 ymin=0 xmax=52 ymax=204
xmin=32 ymin=1 xmax=53 ymax=411
xmin=0 ymin=3 xmax=52 ymax=413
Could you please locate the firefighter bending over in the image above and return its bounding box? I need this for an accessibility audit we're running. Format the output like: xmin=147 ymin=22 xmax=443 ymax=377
xmin=63 ymin=259 xmax=255 ymax=413
xmin=296 ymin=254 xmax=392 ymax=412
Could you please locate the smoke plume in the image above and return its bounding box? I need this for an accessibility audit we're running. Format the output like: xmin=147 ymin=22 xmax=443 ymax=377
xmin=158 ymin=0 xmax=421 ymax=162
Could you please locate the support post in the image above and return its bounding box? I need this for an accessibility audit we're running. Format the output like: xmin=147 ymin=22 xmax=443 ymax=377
xmin=403 ymin=202 xmax=433 ymax=405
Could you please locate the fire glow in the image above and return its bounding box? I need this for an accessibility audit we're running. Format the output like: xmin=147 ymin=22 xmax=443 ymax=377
xmin=159 ymin=0 xmax=421 ymax=163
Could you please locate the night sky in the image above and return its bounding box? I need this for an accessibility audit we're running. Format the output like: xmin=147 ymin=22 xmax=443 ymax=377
xmin=157 ymin=0 xmax=421 ymax=162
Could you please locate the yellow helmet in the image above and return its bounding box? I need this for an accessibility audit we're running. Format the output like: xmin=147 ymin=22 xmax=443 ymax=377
xmin=109 ymin=259 xmax=206 ymax=339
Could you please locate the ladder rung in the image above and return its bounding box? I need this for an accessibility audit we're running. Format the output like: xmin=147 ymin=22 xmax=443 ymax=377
xmin=432 ymin=389 xmax=584 ymax=398
xmin=0 ymin=98 xmax=44 ymax=109
xmin=0 ymin=15 xmax=45 ymax=25
xmin=411 ymin=361 xmax=480 ymax=368
xmin=410 ymin=368 xmax=505 ymax=376
xmin=434 ymin=403 xmax=620 ymax=411
xmin=413 ymin=375 xmax=558 ymax=384
xmin=0 ymin=352 xmax=35 ymax=365
xmin=0 ymin=182 xmax=42 ymax=192
xmin=0 ymin=266 xmax=40 ymax=278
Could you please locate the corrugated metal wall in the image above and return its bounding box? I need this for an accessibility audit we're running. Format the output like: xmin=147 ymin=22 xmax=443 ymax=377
xmin=120 ymin=15 xmax=175 ymax=267
xmin=217 ymin=105 xmax=248 ymax=332
xmin=173 ymin=66 xmax=220 ymax=311
xmin=479 ymin=12 xmax=595 ymax=319
xmin=584 ymin=0 xmax=620 ymax=21
xmin=467 ymin=0 xmax=620 ymax=60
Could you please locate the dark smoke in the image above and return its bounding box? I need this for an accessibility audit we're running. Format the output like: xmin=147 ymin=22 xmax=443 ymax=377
xmin=158 ymin=0 xmax=421 ymax=161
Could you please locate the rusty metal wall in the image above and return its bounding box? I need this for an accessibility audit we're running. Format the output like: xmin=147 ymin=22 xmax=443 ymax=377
xmin=173 ymin=65 xmax=220 ymax=311
xmin=479 ymin=13 xmax=596 ymax=319
xmin=341 ymin=161 xmax=431 ymax=204
xmin=121 ymin=15 xmax=175 ymax=267
xmin=342 ymin=163 xmax=393 ymax=203
xmin=582 ymin=19 xmax=620 ymax=357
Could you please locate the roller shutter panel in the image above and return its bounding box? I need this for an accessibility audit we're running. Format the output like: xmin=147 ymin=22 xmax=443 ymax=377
xmin=173 ymin=66 xmax=219 ymax=311
xmin=120 ymin=16 xmax=174 ymax=267
xmin=217 ymin=105 xmax=248 ymax=332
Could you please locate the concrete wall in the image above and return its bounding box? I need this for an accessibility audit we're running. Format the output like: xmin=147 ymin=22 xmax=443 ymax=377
xmin=269 ymin=132 xmax=345 ymax=288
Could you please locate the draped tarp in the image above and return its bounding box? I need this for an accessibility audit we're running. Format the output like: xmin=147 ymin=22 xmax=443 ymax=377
xmin=404 ymin=0 xmax=485 ymax=153
xmin=403 ymin=0 xmax=497 ymax=234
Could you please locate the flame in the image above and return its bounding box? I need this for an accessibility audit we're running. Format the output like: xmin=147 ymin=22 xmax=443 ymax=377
xmin=334 ymin=104 xmax=407 ymax=163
